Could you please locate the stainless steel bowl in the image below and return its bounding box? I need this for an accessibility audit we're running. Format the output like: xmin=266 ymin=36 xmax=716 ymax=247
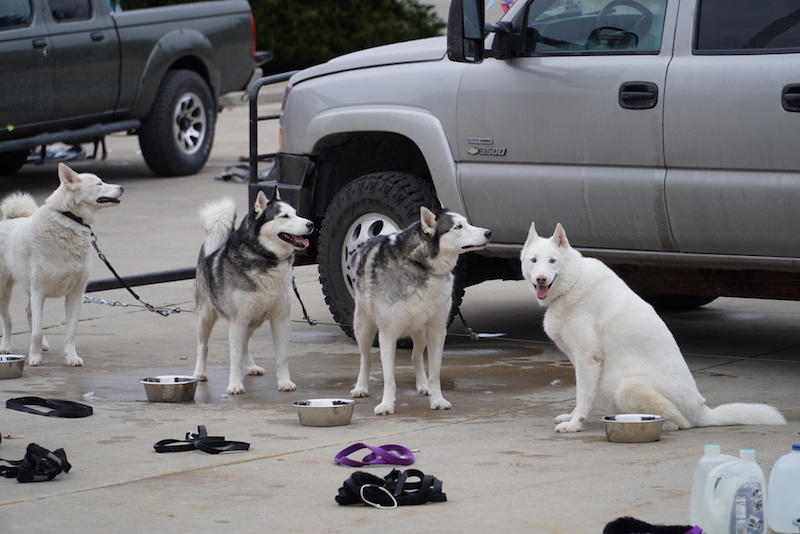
xmin=292 ymin=399 xmax=356 ymax=427
xmin=601 ymin=414 xmax=668 ymax=443
xmin=0 ymin=355 xmax=26 ymax=379
xmin=140 ymin=375 xmax=201 ymax=402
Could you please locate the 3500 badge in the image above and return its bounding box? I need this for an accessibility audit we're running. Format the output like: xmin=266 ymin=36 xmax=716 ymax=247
xmin=466 ymin=146 xmax=507 ymax=156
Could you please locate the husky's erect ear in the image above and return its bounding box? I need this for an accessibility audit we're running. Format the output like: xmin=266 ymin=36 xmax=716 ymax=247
xmin=553 ymin=223 xmax=570 ymax=248
xmin=271 ymin=186 xmax=281 ymax=202
xmin=58 ymin=163 xmax=81 ymax=188
xmin=420 ymin=206 xmax=437 ymax=236
xmin=254 ymin=189 xmax=268 ymax=216
xmin=523 ymin=222 xmax=539 ymax=248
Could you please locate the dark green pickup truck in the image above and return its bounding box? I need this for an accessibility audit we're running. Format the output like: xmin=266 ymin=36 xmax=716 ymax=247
xmin=0 ymin=0 xmax=264 ymax=176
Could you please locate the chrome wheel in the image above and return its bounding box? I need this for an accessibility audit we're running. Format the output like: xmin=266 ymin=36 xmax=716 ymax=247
xmin=172 ymin=92 xmax=206 ymax=156
xmin=341 ymin=212 xmax=401 ymax=297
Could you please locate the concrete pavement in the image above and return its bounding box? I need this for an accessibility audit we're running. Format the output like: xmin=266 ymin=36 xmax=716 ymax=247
xmin=0 ymin=101 xmax=798 ymax=533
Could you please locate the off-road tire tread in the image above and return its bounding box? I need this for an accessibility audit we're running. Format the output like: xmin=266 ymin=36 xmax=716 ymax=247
xmin=318 ymin=171 xmax=467 ymax=339
xmin=0 ymin=150 xmax=29 ymax=176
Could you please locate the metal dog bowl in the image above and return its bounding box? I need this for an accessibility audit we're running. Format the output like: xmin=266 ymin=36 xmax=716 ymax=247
xmin=0 ymin=355 xmax=26 ymax=379
xmin=292 ymin=399 xmax=356 ymax=427
xmin=140 ymin=375 xmax=201 ymax=402
xmin=601 ymin=414 xmax=668 ymax=443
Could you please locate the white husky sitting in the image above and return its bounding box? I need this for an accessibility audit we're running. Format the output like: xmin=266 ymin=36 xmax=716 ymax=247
xmin=0 ymin=163 xmax=124 ymax=366
xmin=520 ymin=222 xmax=786 ymax=432
xmin=350 ymin=206 xmax=492 ymax=415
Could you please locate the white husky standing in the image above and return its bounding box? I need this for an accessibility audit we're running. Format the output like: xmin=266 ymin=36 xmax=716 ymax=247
xmin=350 ymin=206 xmax=492 ymax=415
xmin=520 ymin=222 xmax=786 ymax=432
xmin=0 ymin=163 xmax=124 ymax=366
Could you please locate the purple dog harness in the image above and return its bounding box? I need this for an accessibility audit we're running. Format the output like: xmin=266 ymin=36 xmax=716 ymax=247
xmin=334 ymin=443 xmax=416 ymax=467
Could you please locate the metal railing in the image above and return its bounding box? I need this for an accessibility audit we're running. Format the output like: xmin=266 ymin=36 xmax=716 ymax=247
xmin=248 ymin=71 xmax=297 ymax=185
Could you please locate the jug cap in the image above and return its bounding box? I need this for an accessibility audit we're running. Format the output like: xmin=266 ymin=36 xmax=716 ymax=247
xmin=740 ymin=448 xmax=755 ymax=460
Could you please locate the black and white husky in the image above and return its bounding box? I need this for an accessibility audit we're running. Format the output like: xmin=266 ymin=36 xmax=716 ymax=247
xmin=193 ymin=189 xmax=314 ymax=394
xmin=350 ymin=206 xmax=491 ymax=415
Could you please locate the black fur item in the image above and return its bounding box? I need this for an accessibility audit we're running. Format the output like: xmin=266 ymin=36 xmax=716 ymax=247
xmin=603 ymin=517 xmax=699 ymax=534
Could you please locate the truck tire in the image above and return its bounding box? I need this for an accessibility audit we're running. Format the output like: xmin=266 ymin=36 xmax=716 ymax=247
xmin=139 ymin=69 xmax=216 ymax=177
xmin=0 ymin=150 xmax=29 ymax=176
xmin=318 ymin=171 xmax=467 ymax=339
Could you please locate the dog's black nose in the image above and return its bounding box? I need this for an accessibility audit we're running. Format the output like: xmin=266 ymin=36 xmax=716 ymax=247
xmin=484 ymin=230 xmax=492 ymax=239
xmin=306 ymin=221 xmax=314 ymax=231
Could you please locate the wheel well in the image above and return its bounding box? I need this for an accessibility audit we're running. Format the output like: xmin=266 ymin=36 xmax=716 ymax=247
xmin=310 ymin=132 xmax=431 ymax=220
xmin=169 ymin=57 xmax=214 ymax=95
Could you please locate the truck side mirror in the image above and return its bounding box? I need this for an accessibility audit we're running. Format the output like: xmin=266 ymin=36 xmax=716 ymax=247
xmin=447 ymin=0 xmax=486 ymax=63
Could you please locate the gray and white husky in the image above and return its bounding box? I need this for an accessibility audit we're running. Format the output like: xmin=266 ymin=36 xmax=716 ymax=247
xmin=350 ymin=206 xmax=491 ymax=415
xmin=193 ymin=189 xmax=314 ymax=394
xmin=521 ymin=222 xmax=786 ymax=432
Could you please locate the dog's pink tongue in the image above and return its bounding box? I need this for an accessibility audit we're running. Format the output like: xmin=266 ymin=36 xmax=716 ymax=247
xmin=536 ymin=284 xmax=549 ymax=300
xmin=299 ymin=236 xmax=310 ymax=248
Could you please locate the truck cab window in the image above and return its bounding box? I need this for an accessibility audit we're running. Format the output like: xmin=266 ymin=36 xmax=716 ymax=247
xmin=0 ymin=0 xmax=32 ymax=29
xmin=523 ymin=0 xmax=667 ymax=54
xmin=696 ymin=0 xmax=800 ymax=52
xmin=49 ymin=0 xmax=92 ymax=22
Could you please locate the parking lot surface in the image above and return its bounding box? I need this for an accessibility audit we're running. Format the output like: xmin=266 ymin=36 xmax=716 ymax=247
xmin=0 ymin=100 xmax=797 ymax=533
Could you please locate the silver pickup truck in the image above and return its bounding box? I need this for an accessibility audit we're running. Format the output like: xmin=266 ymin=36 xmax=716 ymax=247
xmin=267 ymin=0 xmax=800 ymax=333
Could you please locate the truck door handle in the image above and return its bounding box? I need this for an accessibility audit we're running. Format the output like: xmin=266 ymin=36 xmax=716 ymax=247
xmin=91 ymin=32 xmax=105 ymax=42
xmin=32 ymin=39 xmax=47 ymax=49
xmin=619 ymin=82 xmax=659 ymax=110
xmin=781 ymin=84 xmax=800 ymax=112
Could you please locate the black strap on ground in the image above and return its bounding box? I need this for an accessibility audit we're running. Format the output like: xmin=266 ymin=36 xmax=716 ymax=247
xmin=153 ymin=425 xmax=250 ymax=454
xmin=6 ymin=397 xmax=93 ymax=418
xmin=0 ymin=443 xmax=71 ymax=483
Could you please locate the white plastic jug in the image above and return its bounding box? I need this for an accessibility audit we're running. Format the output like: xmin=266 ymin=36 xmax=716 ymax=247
xmin=703 ymin=449 xmax=767 ymax=534
xmin=691 ymin=444 xmax=738 ymax=529
xmin=767 ymin=444 xmax=800 ymax=534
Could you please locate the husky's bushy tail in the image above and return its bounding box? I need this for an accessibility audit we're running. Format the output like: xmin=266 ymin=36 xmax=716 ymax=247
xmin=1 ymin=192 xmax=38 ymax=220
xmin=199 ymin=197 xmax=236 ymax=255
xmin=699 ymin=402 xmax=786 ymax=427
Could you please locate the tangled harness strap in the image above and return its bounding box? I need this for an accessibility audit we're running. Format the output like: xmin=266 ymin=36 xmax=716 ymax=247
xmin=153 ymin=425 xmax=250 ymax=454
xmin=0 ymin=443 xmax=71 ymax=483
xmin=335 ymin=469 xmax=447 ymax=508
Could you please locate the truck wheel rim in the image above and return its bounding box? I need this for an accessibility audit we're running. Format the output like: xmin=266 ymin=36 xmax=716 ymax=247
xmin=341 ymin=213 xmax=401 ymax=297
xmin=172 ymin=92 xmax=206 ymax=156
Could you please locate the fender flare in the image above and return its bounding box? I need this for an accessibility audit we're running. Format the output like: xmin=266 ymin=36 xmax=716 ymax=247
xmin=304 ymin=106 xmax=466 ymax=215
xmin=130 ymin=29 xmax=219 ymax=118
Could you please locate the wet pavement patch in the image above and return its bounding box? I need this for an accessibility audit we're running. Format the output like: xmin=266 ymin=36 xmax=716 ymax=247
xmin=9 ymin=347 xmax=574 ymax=409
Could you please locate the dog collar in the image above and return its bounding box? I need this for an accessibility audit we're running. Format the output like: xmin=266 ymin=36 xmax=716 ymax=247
xmin=59 ymin=210 xmax=89 ymax=228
